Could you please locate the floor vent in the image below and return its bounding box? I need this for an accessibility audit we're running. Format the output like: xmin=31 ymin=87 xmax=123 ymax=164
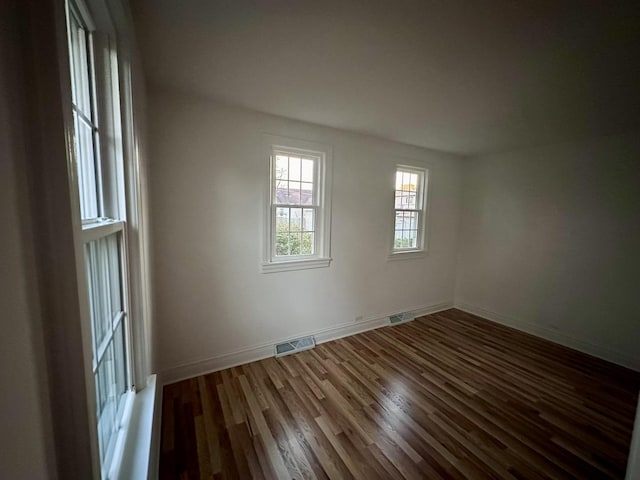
xmin=275 ymin=335 xmax=316 ymax=357
xmin=389 ymin=312 xmax=416 ymax=325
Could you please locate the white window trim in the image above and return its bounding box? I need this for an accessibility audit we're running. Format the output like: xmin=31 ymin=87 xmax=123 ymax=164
xmin=261 ymin=134 xmax=333 ymax=273
xmin=388 ymin=164 xmax=430 ymax=261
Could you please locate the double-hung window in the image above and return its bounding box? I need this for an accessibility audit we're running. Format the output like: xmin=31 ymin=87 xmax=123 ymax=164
xmin=66 ymin=0 xmax=134 ymax=477
xmin=391 ymin=165 xmax=428 ymax=255
xmin=263 ymin=136 xmax=332 ymax=273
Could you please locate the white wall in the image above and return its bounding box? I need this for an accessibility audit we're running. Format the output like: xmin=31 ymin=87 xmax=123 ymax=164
xmin=148 ymin=90 xmax=464 ymax=378
xmin=0 ymin=1 xmax=55 ymax=477
xmin=455 ymin=132 xmax=640 ymax=370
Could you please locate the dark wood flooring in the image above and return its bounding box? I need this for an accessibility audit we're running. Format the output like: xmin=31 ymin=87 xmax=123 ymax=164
xmin=159 ymin=308 xmax=640 ymax=479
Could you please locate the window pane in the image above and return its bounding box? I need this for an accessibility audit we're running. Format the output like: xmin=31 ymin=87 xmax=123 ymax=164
xmin=407 ymin=211 xmax=417 ymax=231
xmin=275 ymin=207 xmax=290 ymax=229
xmin=68 ymin=10 xmax=101 ymax=221
xmin=113 ymin=320 xmax=128 ymax=413
xmin=107 ymin=235 xmax=122 ymax=324
xmin=75 ymin=114 xmax=99 ymax=219
xmin=301 ymin=159 xmax=314 ymax=182
xmin=401 ymin=192 xmax=409 ymax=209
xmin=394 ymin=192 xmax=403 ymax=209
xmin=302 ymin=209 xmax=314 ymax=232
xmin=300 ymin=182 xmax=313 ymax=205
xmin=275 ymin=232 xmax=289 ymax=256
xmin=401 ymin=211 xmax=408 ymax=231
xmin=409 ymin=173 xmax=418 ymax=191
xmin=275 ymin=155 xmax=289 ymax=180
xmin=275 ymin=207 xmax=290 ymax=256
xmin=68 ymin=13 xmax=92 ymax=115
xmin=274 ymin=180 xmax=287 ymax=203
xmin=289 ymin=233 xmax=302 ymax=255
xmin=68 ymin=14 xmax=81 ymax=107
xmin=288 ymin=156 xmax=301 ymax=181
xmin=394 ymin=212 xmax=403 ymax=232
xmin=290 ymin=208 xmax=302 ymax=232
xmin=394 ymin=231 xmax=404 ymax=248
xmin=395 ymin=171 xmax=403 ymax=190
xmin=287 ymin=181 xmax=302 ymax=204
xmin=402 ymin=172 xmax=409 ymax=192
xmin=96 ymin=343 xmax=116 ymax=463
xmin=407 ymin=191 xmax=416 ymax=209
xmin=408 ymin=229 xmax=418 ymax=248
xmin=301 ymin=232 xmax=314 ymax=255
xmin=85 ymin=234 xmax=123 ymax=360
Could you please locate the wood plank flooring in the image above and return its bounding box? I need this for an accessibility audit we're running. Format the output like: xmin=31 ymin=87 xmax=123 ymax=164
xmin=159 ymin=308 xmax=640 ymax=479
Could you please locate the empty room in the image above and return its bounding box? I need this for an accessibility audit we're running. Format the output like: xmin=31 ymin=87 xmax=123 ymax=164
xmin=2 ymin=0 xmax=640 ymax=479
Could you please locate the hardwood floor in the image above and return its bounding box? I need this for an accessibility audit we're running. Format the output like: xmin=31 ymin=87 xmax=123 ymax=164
xmin=159 ymin=309 xmax=640 ymax=479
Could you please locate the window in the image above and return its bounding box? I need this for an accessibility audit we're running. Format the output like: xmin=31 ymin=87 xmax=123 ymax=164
xmin=263 ymin=136 xmax=332 ymax=273
xmin=66 ymin=0 xmax=134 ymax=477
xmin=391 ymin=166 xmax=428 ymax=256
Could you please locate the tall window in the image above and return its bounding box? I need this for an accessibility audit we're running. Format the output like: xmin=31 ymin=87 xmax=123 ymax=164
xmin=66 ymin=0 xmax=133 ymax=477
xmin=392 ymin=166 xmax=428 ymax=253
xmin=263 ymin=136 xmax=332 ymax=273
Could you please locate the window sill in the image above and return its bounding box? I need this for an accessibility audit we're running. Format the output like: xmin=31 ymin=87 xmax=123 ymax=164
xmin=115 ymin=374 xmax=158 ymax=480
xmin=387 ymin=250 xmax=426 ymax=261
xmin=261 ymin=257 xmax=332 ymax=273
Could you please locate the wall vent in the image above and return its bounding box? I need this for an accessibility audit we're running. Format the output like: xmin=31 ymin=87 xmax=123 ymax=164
xmin=275 ymin=335 xmax=316 ymax=357
xmin=389 ymin=312 xmax=416 ymax=325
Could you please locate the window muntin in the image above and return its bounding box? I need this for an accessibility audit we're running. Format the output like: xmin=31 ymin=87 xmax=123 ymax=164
xmin=393 ymin=166 xmax=427 ymax=252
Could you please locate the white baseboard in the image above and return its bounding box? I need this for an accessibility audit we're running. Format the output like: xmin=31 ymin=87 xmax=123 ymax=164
xmin=160 ymin=301 xmax=453 ymax=385
xmin=454 ymin=301 xmax=640 ymax=372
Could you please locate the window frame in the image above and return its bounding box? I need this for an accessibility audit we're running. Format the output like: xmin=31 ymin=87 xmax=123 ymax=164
xmin=262 ymin=135 xmax=333 ymax=273
xmin=389 ymin=164 xmax=429 ymax=260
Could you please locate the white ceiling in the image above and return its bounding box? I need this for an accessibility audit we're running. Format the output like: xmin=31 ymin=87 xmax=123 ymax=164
xmin=131 ymin=0 xmax=640 ymax=155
